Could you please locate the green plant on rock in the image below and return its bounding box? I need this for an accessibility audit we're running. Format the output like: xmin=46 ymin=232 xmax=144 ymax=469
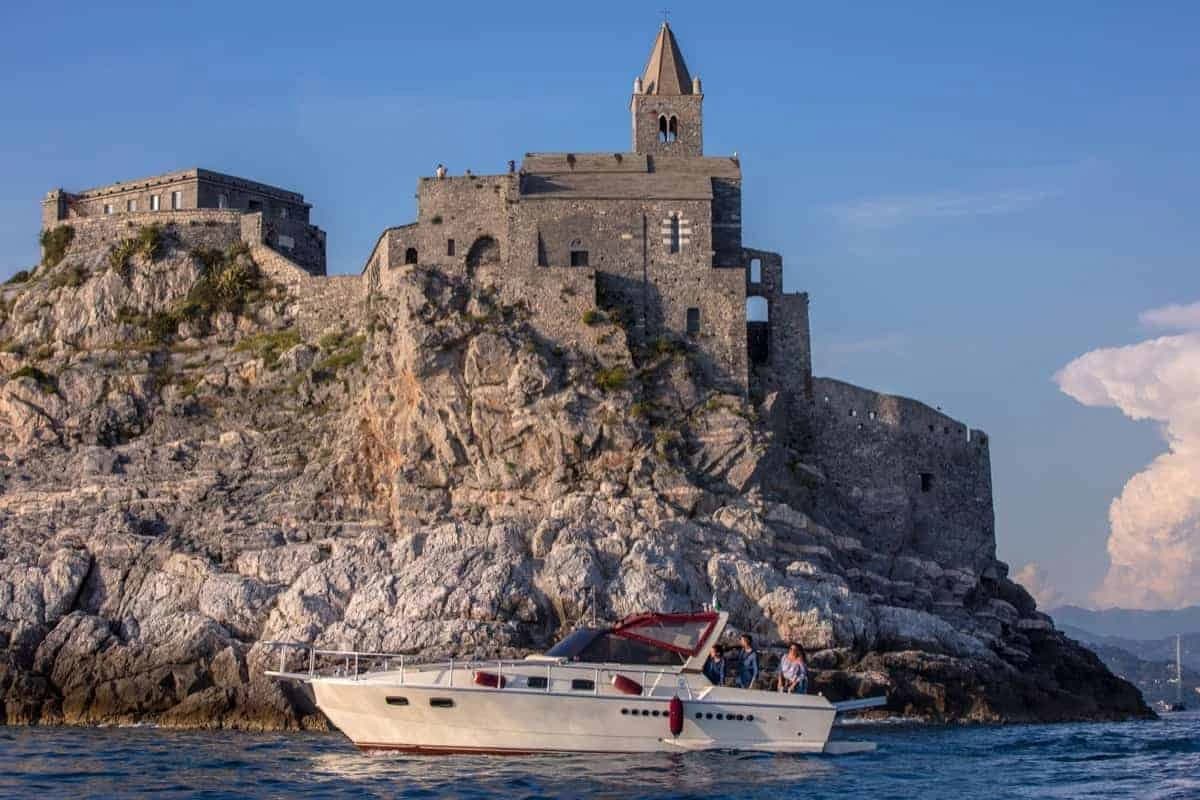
xmin=9 ymin=365 xmax=57 ymax=394
xmin=6 ymin=269 xmax=32 ymax=285
xmin=594 ymin=365 xmax=628 ymax=392
xmin=582 ymin=309 xmax=604 ymax=325
xmin=39 ymin=225 xmax=74 ymax=269
xmin=315 ymin=334 xmax=365 ymax=377
xmin=48 ymin=264 xmax=87 ymax=290
xmin=234 ymin=329 xmax=302 ymax=368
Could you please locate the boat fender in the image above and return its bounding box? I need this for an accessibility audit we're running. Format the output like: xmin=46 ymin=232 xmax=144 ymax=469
xmin=473 ymin=671 xmax=507 ymax=689
xmin=668 ymin=696 xmax=683 ymax=737
xmin=611 ymin=674 xmax=643 ymax=696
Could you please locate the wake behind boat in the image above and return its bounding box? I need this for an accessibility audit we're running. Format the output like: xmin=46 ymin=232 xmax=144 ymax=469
xmin=265 ymin=611 xmax=883 ymax=755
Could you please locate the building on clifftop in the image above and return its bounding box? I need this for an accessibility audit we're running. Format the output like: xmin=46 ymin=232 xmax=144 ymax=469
xmin=42 ymin=168 xmax=326 ymax=276
xmin=362 ymin=21 xmax=811 ymax=400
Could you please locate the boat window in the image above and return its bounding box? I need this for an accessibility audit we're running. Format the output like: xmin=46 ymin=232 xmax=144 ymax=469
xmin=385 ymin=696 xmax=409 ymax=706
xmin=576 ymin=633 xmax=684 ymax=666
xmin=429 ymin=698 xmax=455 ymax=708
xmin=570 ymin=679 xmax=595 ymax=691
xmin=526 ymin=676 xmax=548 ymax=689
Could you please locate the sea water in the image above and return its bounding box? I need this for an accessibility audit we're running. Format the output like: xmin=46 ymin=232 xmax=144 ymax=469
xmin=1 ymin=713 xmax=1197 ymax=799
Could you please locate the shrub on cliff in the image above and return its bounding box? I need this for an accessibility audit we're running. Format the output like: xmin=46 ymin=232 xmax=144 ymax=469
xmin=234 ymin=330 xmax=302 ymax=368
xmin=39 ymin=225 xmax=74 ymax=269
xmin=595 ymin=365 xmax=628 ymax=392
xmin=109 ymin=224 xmax=166 ymax=272
xmin=5 ymin=270 xmax=32 ymax=285
xmin=9 ymin=365 xmax=57 ymax=394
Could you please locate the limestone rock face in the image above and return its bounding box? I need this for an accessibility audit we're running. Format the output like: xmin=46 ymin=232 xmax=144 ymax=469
xmin=0 ymin=230 xmax=1150 ymax=727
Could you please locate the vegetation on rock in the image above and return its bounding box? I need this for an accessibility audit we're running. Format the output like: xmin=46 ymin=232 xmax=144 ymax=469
xmin=8 ymin=364 xmax=57 ymax=393
xmin=39 ymin=225 xmax=74 ymax=269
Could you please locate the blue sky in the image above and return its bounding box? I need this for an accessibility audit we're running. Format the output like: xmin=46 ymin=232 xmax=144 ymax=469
xmin=3 ymin=1 xmax=1199 ymax=606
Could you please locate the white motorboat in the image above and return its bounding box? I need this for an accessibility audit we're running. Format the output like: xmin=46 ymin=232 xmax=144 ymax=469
xmin=265 ymin=611 xmax=883 ymax=755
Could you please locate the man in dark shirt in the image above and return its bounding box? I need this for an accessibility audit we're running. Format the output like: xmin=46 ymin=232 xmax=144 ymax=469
xmin=702 ymin=644 xmax=726 ymax=686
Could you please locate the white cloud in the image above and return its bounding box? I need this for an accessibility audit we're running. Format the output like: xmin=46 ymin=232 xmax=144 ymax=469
xmin=830 ymin=188 xmax=1054 ymax=230
xmin=1055 ymin=329 xmax=1200 ymax=609
xmin=1139 ymin=301 xmax=1200 ymax=332
xmin=1013 ymin=562 xmax=1066 ymax=610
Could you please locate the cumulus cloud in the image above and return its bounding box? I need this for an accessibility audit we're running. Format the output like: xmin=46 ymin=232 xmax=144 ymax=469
xmin=1013 ymin=562 xmax=1066 ymax=610
xmin=1055 ymin=311 xmax=1200 ymax=609
xmin=1139 ymin=301 xmax=1200 ymax=331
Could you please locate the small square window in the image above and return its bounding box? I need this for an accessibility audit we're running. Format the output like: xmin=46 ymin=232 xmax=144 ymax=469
xmin=920 ymin=472 xmax=933 ymax=493
xmin=686 ymin=307 xmax=700 ymax=335
xmin=217 ymin=194 xmax=228 ymax=209
xmin=279 ymin=207 xmax=288 ymax=219
xmin=570 ymin=249 xmax=589 ymax=267
xmin=171 ymin=190 xmax=183 ymax=210
xmin=447 ymin=239 xmax=455 ymax=256
xmin=150 ymin=195 xmax=161 ymax=211
xmin=126 ymin=199 xmax=137 ymax=212
xmin=103 ymin=203 xmax=113 ymax=215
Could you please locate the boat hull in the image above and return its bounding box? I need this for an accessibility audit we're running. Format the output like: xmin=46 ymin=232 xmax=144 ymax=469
xmin=311 ymin=679 xmax=837 ymax=754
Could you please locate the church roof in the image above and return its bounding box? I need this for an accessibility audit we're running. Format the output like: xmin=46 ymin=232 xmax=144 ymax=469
xmin=641 ymin=22 xmax=693 ymax=95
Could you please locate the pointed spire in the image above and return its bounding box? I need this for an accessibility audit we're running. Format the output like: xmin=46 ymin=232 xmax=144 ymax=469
xmin=640 ymin=21 xmax=694 ymax=95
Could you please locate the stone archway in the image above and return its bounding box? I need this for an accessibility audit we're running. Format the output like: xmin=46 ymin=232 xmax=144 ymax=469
xmin=465 ymin=236 xmax=500 ymax=277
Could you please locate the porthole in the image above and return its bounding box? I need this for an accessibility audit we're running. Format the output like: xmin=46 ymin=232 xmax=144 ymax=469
xmin=429 ymin=698 xmax=454 ymax=708
xmin=385 ymin=696 xmax=408 ymax=706
xmin=621 ymin=708 xmax=629 ymax=715
xmin=716 ymin=713 xmax=724 ymax=720
xmin=705 ymin=713 xmax=713 ymax=719
xmin=641 ymin=709 xmax=650 ymax=716
xmin=746 ymin=714 xmax=754 ymax=721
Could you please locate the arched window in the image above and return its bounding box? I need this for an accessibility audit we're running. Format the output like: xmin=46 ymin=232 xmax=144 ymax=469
xmin=667 ymin=116 xmax=678 ymax=143
xmin=746 ymin=296 xmax=769 ymax=322
xmin=658 ymin=115 xmax=668 ymax=143
xmin=466 ymin=236 xmax=500 ymax=275
xmin=404 ymin=247 xmax=418 ymax=264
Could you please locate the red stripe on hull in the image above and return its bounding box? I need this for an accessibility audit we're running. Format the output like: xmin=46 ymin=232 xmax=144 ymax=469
xmin=355 ymin=742 xmax=622 ymax=756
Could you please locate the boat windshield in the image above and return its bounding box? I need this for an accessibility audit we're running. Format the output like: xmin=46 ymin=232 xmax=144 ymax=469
xmin=543 ymin=612 xmax=718 ymax=666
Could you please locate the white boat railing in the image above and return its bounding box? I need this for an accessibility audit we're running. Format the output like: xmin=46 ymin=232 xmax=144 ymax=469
xmin=261 ymin=640 xmax=693 ymax=698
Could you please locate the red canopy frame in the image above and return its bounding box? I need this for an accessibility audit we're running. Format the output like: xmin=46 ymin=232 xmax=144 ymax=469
xmin=610 ymin=611 xmax=719 ymax=657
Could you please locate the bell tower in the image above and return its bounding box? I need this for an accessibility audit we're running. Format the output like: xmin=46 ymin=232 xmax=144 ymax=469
xmin=631 ymin=22 xmax=703 ymax=157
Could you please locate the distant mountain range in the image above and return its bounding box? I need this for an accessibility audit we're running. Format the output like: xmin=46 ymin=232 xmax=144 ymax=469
xmin=1049 ymin=605 xmax=1200 ymax=708
xmin=1049 ymin=605 xmax=1200 ymax=640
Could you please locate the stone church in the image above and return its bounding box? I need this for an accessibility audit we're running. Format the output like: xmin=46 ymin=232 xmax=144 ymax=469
xmin=362 ymin=22 xmax=809 ymax=401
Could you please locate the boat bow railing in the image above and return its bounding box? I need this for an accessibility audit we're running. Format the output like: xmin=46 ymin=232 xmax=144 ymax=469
xmin=261 ymin=640 xmax=695 ymax=697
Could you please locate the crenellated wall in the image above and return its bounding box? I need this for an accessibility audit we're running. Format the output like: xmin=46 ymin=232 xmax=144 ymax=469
xmin=802 ymin=377 xmax=994 ymax=573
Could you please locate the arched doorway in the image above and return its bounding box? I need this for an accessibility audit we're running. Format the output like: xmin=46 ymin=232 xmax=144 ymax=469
xmin=465 ymin=236 xmax=500 ymax=277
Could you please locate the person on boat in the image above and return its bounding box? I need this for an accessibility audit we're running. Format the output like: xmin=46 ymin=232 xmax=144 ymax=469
xmin=778 ymin=643 xmax=808 ymax=694
xmin=737 ymin=634 xmax=759 ymax=689
xmin=702 ymin=644 xmax=726 ymax=686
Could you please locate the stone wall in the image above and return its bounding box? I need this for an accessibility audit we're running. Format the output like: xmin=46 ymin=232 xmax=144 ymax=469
xmin=42 ymin=170 xmax=326 ymax=276
xmin=414 ymin=175 xmax=515 ymax=276
xmin=744 ymin=247 xmax=811 ymax=402
xmin=802 ymin=377 xmax=995 ymax=573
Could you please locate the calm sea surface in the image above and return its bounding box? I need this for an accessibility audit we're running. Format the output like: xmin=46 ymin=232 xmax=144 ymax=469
xmin=1 ymin=713 xmax=1197 ymax=799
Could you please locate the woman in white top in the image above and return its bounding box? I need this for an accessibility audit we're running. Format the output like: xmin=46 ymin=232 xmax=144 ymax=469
xmin=777 ymin=643 xmax=808 ymax=694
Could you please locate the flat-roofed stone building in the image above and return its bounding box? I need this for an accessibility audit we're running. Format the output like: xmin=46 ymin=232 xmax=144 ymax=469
xmin=43 ymin=168 xmax=326 ymax=275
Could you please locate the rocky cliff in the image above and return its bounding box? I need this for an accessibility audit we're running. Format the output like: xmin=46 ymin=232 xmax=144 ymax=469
xmin=0 ymin=221 xmax=1150 ymax=728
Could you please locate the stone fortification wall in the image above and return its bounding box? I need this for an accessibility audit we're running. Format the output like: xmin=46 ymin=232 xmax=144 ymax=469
xmin=744 ymin=247 xmax=811 ymax=402
xmin=803 ymin=377 xmax=994 ymax=574
xmin=49 ymin=210 xmax=246 ymax=258
xmin=487 ymin=266 xmax=598 ymax=347
xmin=43 ymin=170 xmax=326 ymax=276
xmin=415 ymin=175 xmax=515 ymax=275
